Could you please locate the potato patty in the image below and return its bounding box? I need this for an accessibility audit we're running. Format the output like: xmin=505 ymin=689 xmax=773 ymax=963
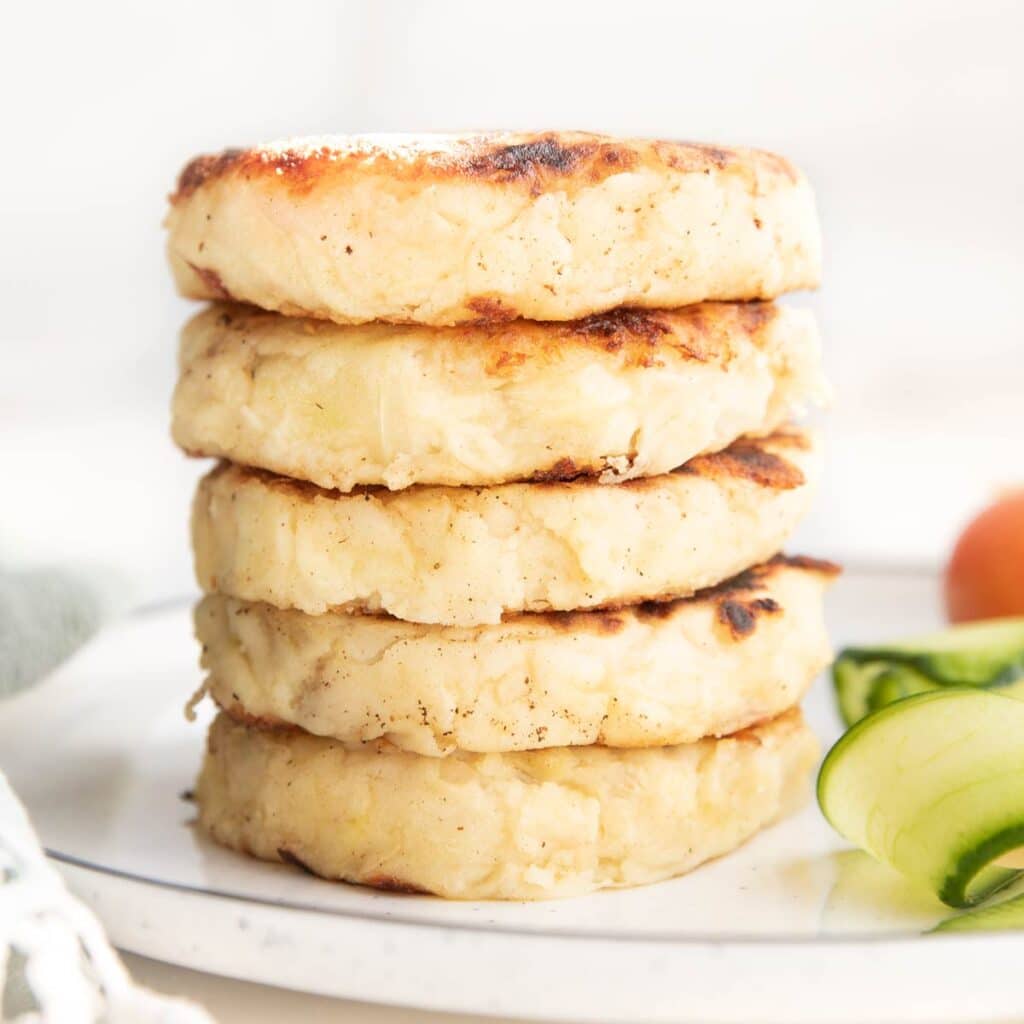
xmin=173 ymin=301 xmax=825 ymax=490
xmin=191 ymin=430 xmax=821 ymax=626
xmin=196 ymin=708 xmax=817 ymax=900
xmin=166 ymin=132 xmax=820 ymax=326
xmin=198 ymin=556 xmax=837 ymax=756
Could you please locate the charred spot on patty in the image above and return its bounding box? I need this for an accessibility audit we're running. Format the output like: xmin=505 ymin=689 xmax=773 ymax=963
xmin=530 ymin=457 xmax=591 ymax=483
xmin=566 ymin=308 xmax=674 ymax=356
xmin=719 ymin=600 xmax=756 ymax=636
xmin=542 ymin=608 xmax=627 ymax=635
xmin=630 ymin=598 xmax=682 ymax=621
xmin=678 ymin=437 xmax=806 ymax=490
xmin=716 ymin=593 xmax=784 ymax=639
xmin=461 ymin=136 xmax=596 ymax=180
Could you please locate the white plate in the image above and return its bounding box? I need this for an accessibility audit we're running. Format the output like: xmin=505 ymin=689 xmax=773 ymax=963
xmin=4 ymin=568 xmax=1023 ymax=1024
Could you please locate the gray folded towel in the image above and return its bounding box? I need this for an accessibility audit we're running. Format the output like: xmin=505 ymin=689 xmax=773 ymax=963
xmin=0 ymin=567 xmax=126 ymax=697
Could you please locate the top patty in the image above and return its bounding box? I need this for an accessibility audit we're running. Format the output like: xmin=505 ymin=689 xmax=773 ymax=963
xmin=166 ymin=132 xmax=820 ymax=326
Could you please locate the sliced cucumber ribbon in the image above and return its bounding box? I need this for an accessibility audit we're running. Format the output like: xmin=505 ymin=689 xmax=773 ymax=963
xmin=933 ymin=883 xmax=1024 ymax=932
xmin=818 ymin=688 xmax=1024 ymax=909
xmin=833 ymin=617 xmax=1024 ymax=727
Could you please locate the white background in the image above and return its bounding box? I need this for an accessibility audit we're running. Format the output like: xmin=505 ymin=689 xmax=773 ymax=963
xmin=2 ymin=0 xmax=1022 ymax=605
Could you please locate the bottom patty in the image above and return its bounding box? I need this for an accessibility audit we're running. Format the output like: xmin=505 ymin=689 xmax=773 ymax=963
xmin=196 ymin=708 xmax=817 ymax=901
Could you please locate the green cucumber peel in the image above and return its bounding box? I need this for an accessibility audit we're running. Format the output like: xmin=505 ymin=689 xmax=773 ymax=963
xmin=933 ymin=885 xmax=1024 ymax=933
xmin=833 ymin=616 xmax=1024 ymax=727
xmin=818 ymin=688 xmax=1024 ymax=909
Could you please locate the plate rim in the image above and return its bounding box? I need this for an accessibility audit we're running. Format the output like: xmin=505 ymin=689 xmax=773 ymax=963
xmin=59 ymin=856 xmax=1024 ymax=1024
xmin=46 ymin=847 xmax=1021 ymax=949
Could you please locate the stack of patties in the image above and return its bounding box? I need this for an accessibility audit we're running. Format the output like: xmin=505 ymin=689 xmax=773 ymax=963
xmin=165 ymin=132 xmax=837 ymax=900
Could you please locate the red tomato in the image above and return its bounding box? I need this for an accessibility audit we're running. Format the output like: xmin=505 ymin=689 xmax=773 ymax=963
xmin=945 ymin=490 xmax=1024 ymax=623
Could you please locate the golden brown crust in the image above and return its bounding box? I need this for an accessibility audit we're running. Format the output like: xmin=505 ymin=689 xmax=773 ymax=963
xmin=216 ymin=702 xmax=302 ymax=734
xmin=519 ymin=554 xmax=840 ymax=635
xmin=768 ymin=553 xmax=843 ymax=577
xmin=172 ymin=132 xmax=800 ymax=203
xmin=202 ymin=429 xmax=812 ymax=502
xmin=487 ymin=303 xmax=742 ymax=371
xmin=189 ymin=299 xmax=777 ymax=372
xmin=675 ymin=434 xmax=809 ymax=491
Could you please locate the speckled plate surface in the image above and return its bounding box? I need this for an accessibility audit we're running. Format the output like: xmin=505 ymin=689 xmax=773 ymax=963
xmin=4 ymin=569 xmax=1023 ymax=1023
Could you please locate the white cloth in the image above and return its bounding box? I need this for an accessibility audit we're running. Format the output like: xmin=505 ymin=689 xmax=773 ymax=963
xmin=0 ymin=767 xmax=211 ymax=1023
xmin=0 ymin=567 xmax=209 ymax=1022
